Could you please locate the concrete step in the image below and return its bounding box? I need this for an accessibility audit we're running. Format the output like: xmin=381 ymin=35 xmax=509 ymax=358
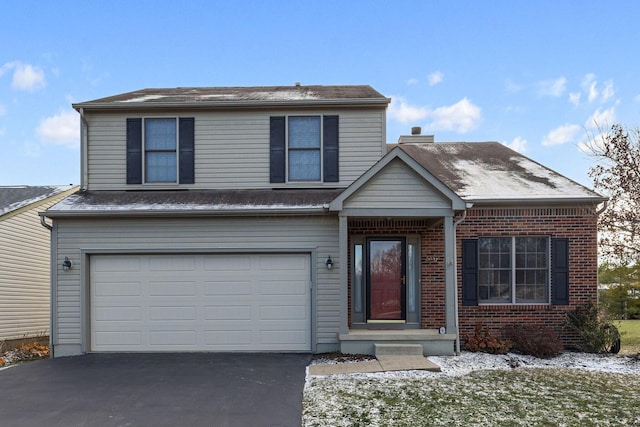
xmin=374 ymin=343 xmax=423 ymax=356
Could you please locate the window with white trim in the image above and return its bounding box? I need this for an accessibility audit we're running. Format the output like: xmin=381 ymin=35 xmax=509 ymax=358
xmin=478 ymin=236 xmax=550 ymax=304
xmin=288 ymin=116 xmax=321 ymax=181
xmin=145 ymin=118 xmax=177 ymax=183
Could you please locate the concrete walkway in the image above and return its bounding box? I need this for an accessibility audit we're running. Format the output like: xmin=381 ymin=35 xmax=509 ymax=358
xmin=308 ymin=355 xmax=441 ymax=376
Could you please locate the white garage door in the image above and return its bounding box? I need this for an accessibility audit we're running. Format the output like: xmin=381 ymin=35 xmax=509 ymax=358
xmin=90 ymin=253 xmax=311 ymax=352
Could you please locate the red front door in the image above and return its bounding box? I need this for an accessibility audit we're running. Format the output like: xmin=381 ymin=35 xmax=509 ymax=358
xmin=367 ymin=238 xmax=405 ymax=321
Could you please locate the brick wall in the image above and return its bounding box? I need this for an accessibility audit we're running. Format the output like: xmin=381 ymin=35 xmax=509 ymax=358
xmin=456 ymin=206 xmax=599 ymax=347
xmin=345 ymin=206 xmax=598 ymax=347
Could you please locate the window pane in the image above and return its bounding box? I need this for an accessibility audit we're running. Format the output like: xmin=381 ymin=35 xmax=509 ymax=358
xmin=515 ymin=237 xmax=549 ymax=303
xmin=479 ymin=237 xmax=511 ymax=303
xmin=146 ymin=119 xmax=176 ymax=150
xmin=354 ymin=244 xmax=363 ymax=313
xmin=408 ymin=243 xmax=416 ymax=313
xmin=146 ymin=152 xmax=176 ymax=182
xmin=289 ymin=117 xmax=320 ymax=148
xmin=289 ymin=151 xmax=320 ymax=181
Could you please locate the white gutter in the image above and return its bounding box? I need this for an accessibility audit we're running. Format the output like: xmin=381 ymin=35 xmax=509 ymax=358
xmin=79 ymin=108 xmax=88 ymax=190
xmin=595 ymin=200 xmax=608 ymax=215
xmin=452 ymin=202 xmax=473 ymax=355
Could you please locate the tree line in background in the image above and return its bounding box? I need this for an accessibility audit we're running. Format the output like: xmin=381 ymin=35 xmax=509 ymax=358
xmin=588 ymin=124 xmax=640 ymax=319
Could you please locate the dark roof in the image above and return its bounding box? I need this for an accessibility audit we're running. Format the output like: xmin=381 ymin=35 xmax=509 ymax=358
xmin=0 ymin=185 xmax=76 ymax=217
xmin=392 ymin=142 xmax=604 ymax=203
xmin=45 ymin=189 xmax=345 ymax=216
xmin=73 ymin=85 xmax=389 ymax=110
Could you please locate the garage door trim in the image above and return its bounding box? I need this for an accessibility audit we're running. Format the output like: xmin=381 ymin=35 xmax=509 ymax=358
xmin=81 ymin=248 xmax=317 ymax=353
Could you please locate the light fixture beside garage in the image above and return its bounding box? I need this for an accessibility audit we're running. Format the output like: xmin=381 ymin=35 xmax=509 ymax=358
xmin=62 ymin=257 xmax=73 ymax=271
xmin=325 ymin=255 xmax=334 ymax=270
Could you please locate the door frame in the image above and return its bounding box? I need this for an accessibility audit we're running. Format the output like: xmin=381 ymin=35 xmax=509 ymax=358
xmin=350 ymin=235 xmax=421 ymax=329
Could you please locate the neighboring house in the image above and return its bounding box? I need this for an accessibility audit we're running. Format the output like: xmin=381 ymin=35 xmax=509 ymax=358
xmin=0 ymin=185 xmax=78 ymax=343
xmin=41 ymin=85 xmax=605 ymax=358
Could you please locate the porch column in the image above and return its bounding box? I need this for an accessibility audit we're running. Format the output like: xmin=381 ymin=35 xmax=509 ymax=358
xmin=339 ymin=214 xmax=349 ymax=334
xmin=443 ymin=215 xmax=457 ymax=333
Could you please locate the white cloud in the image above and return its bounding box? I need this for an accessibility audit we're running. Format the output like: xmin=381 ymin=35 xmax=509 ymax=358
xmin=542 ymin=124 xmax=582 ymax=146
xmin=0 ymin=61 xmax=46 ymax=91
xmin=406 ymin=78 xmax=418 ymax=86
xmin=389 ymin=97 xmax=482 ymax=134
xmin=569 ymin=92 xmax=581 ymax=106
xmin=504 ymin=79 xmax=522 ymax=94
xmin=601 ymin=80 xmax=615 ymax=102
xmin=581 ymin=74 xmax=598 ymax=102
xmin=537 ymin=76 xmax=567 ymax=97
xmin=585 ymin=107 xmax=616 ymax=129
xmin=388 ymin=97 xmax=430 ymax=124
xmin=37 ymin=109 xmax=79 ymax=148
xmin=502 ymin=136 xmax=527 ymax=153
xmin=424 ymin=98 xmax=481 ymax=133
xmin=428 ymin=71 xmax=444 ymax=86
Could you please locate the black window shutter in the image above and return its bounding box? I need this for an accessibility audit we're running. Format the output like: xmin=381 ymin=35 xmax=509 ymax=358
xmin=179 ymin=117 xmax=195 ymax=184
xmin=462 ymin=239 xmax=479 ymax=306
xmin=270 ymin=117 xmax=286 ymax=183
xmin=551 ymin=238 xmax=570 ymax=305
xmin=126 ymin=118 xmax=142 ymax=184
xmin=323 ymin=115 xmax=339 ymax=182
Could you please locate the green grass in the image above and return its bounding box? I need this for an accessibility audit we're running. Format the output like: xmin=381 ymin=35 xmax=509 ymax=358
xmin=618 ymin=319 xmax=640 ymax=354
xmin=303 ymin=369 xmax=640 ymax=426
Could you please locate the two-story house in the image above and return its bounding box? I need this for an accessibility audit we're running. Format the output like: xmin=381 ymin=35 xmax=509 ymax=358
xmin=41 ymin=85 xmax=605 ymax=358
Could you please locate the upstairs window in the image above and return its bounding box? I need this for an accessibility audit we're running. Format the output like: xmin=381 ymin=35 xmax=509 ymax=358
xmin=270 ymin=115 xmax=339 ymax=184
xmin=145 ymin=118 xmax=177 ymax=183
xmin=126 ymin=117 xmax=194 ymax=185
xmin=288 ymin=116 xmax=321 ymax=181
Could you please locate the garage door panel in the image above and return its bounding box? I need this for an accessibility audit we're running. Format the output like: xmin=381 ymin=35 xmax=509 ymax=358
xmin=94 ymin=281 xmax=141 ymax=297
xmin=203 ymin=255 xmax=252 ymax=271
xmin=204 ymin=281 xmax=252 ymax=295
xmin=150 ymin=330 xmax=197 ymax=346
xmin=149 ymin=306 xmax=197 ymax=320
xmin=91 ymin=253 xmax=310 ymax=352
xmin=94 ymin=256 xmax=141 ymax=272
xmin=149 ymin=281 xmax=197 ymax=296
xmin=205 ymin=330 xmax=252 ymax=345
xmin=95 ymin=331 xmax=141 ymax=346
xmin=204 ymin=305 xmax=252 ymax=320
xmin=95 ymin=306 xmax=142 ymax=321
xmin=148 ymin=256 xmax=197 ymax=271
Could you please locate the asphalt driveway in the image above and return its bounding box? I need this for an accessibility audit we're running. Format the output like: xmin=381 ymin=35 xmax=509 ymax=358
xmin=0 ymin=353 xmax=312 ymax=427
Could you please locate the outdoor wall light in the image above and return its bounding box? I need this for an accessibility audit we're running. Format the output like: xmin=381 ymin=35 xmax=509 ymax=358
xmin=62 ymin=257 xmax=73 ymax=271
xmin=325 ymin=255 xmax=334 ymax=270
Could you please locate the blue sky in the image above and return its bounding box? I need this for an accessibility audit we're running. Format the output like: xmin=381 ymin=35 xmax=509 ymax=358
xmin=1 ymin=0 xmax=639 ymax=187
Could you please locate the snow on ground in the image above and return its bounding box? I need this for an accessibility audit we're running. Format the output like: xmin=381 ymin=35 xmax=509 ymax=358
xmin=308 ymin=351 xmax=640 ymax=379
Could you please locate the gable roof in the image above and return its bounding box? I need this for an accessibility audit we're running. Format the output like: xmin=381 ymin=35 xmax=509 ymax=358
xmin=72 ymin=85 xmax=390 ymax=111
xmin=0 ymin=185 xmax=77 ymax=218
xmin=44 ymin=189 xmax=344 ymax=217
xmin=393 ymin=142 xmax=606 ymax=204
xmin=330 ymin=147 xmax=467 ymax=212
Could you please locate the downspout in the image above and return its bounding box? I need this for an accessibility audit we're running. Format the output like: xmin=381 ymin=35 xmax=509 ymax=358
xmin=452 ymin=203 xmax=473 ymax=355
xmin=79 ymin=108 xmax=88 ymax=190
xmin=40 ymin=214 xmax=53 ymax=231
xmin=595 ymin=201 xmax=608 ymax=215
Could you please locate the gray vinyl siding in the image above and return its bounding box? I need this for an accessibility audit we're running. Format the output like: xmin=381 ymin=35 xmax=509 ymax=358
xmin=344 ymin=158 xmax=452 ymax=209
xmin=0 ymin=197 xmax=66 ymax=341
xmin=53 ymin=215 xmax=340 ymax=350
xmin=85 ymin=109 xmax=386 ymax=190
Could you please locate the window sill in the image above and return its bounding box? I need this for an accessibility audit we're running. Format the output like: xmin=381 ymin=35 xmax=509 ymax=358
xmin=476 ymin=303 xmax=554 ymax=311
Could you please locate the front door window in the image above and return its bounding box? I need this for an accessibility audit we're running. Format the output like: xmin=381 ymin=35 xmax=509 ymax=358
xmin=368 ymin=238 xmax=405 ymax=321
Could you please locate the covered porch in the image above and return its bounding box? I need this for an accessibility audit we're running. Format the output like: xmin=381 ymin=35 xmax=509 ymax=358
xmin=329 ymin=148 xmax=467 ymax=356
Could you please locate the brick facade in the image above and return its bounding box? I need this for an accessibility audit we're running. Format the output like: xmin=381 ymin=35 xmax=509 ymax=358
xmin=346 ymin=205 xmax=599 ymax=347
